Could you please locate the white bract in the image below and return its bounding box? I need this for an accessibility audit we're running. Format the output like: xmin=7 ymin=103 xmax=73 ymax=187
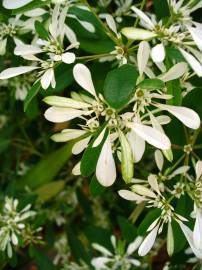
xmin=122 ymin=4 xmax=202 ymax=76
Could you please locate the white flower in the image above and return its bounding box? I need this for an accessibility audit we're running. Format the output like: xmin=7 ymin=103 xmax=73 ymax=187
xmin=0 ymin=197 xmax=35 ymax=257
xmin=91 ymin=235 xmax=142 ymax=270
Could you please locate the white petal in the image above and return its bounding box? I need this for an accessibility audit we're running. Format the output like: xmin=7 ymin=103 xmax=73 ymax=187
xmin=159 ymin=62 xmax=188 ymax=82
xmin=92 ymin=243 xmax=112 ymax=256
xmin=110 ymin=235 xmax=116 ymax=249
xmin=43 ymin=96 xmax=91 ymax=109
xmin=118 ymin=189 xmax=145 ymax=202
xmin=179 ymin=48 xmax=202 ymax=77
xmin=151 ymin=44 xmax=165 ymax=63
xmin=0 ymin=38 xmax=7 ymax=55
xmin=138 ymin=225 xmax=159 ymax=256
xmin=187 ymin=26 xmax=202 ymax=52
xmin=11 ymin=233 xmax=18 ymax=246
xmin=193 ymin=209 xmax=202 ymax=249
xmin=72 ymin=161 xmax=81 ymax=175
xmin=61 ymin=52 xmax=76 ymax=64
xmin=106 ymin=14 xmax=117 ymax=35
xmin=3 ymin=0 xmax=33 ymax=9
xmin=130 ymin=259 xmax=141 ymax=266
xmin=51 ymin=129 xmax=86 ymax=142
xmin=195 ymin=160 xmax=202 ymax=180
xmin=148 ymin=174 xmax=160 ymax=194
xmin=155 ymin=115 xmax=171 ymax=125
xmin=92 ymin=127 xmax=106 ymax=148
xmin=14 ymin=44 xmax=42 ymax=56
xmin=73 ymin=64 xmax=96 ymax=97
xmin=137 ymin=41 xmax=150 ymax=76
xmin=128 ymin=123 xmax=171 ymax=150
xmin=131 ymin=6 xmax=154 ymax=30
xmin=127 ymin=131 xmax=145 ymax=163
xmin=65 ymin=25 xmax=78 ymax=44
xmin=96 ymin=135 xmax=116 ymax=187
xmin=41 ymin=69 xmax=54 ymax=90
xmin=77 ymin=18 xmax=95 ymax=33
xmin=169 ymin=165 xmax=190 ymax=178
xmin=131 ymin=184 xmax=156 ymax=198
xmin=24 ymin=8 xmax=47 ymax=17
xmin=127 ymin=236 xmax=143 ymax=255
xmin=155 ymin=150 xmax=164 ymax=171
xmin=178 ymin=221 xmax=202 ymax=260
xmin=91 ymin=257 xmax=112 ymax=269
xmin=157 ymin=104 xmax=200 ymax=130
xmin=44 ymin=107 xmax=84 ymax=123
xmin=72 ymin=136 xmax=91 ymax=155
xmin=122 ymin=28 xmax=157 ymax=40
xmin=0 ymin=66 xmax=38 ymax=79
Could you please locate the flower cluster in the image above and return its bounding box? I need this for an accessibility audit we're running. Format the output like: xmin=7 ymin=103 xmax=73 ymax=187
xmin=0 ymin=197 xmax=36 ymax=258
xmin=0 ymin=0 xmax=202 ymax=266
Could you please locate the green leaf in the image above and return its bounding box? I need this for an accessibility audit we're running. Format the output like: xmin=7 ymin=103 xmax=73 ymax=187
xmin=119 ymin=130 xmax=133 ymax=183
xmin=68 ymin=6 xmax=114 ymax=54
xmin=35 ymin=180 xmax=65 ymax=202
xmin=172 ymin=220 xmax=187 ymax=254
xmin=35 ymin=21 xmax=49 ymax=40
xmin=12 ymin=0 xmax=50 ymax=14
xmin=153 ymin=0 xmax=170 ymax=20
xmin=24 ymin=81 xmax=41 ymax=112
xmin=17 ymin=143 xmax=73 ymax=189
xmin=80 ymin=127 xmax=108 ymax=177
xmin=76 ymin=188 xmax=93 ymax=218
xmin=67 ymin=226 xmax=91 ymax=264
xmin=118 ymin=216 xmax=137 ymax=243
xmin=137 ymin=78 xmax=165 ymax=90
xmin=89 ymin=175 xmax=106 ymax=196
xmin=183 ymin=88 xmax=202 ymax=117
xmin=137 ymin=209 xmax=161 ymax=235
xmin=104 ymin=64 xmax=138 ymax=109
xmin=166 ymin=79 xmax=182 ymax=105
xmin=165 ymin=56 xmax=182 ymax=105
xmin=29 ymin=246 xmax=55 ymax=270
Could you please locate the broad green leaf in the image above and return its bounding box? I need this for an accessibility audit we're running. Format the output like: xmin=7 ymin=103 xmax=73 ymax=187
xmin=17 ymin=143 xmax=73 ymax=189
xmin=104 ymin=64 xmax=138 ymax=109
xmin=24 ymin=81 xmax=41 ymax=112
xmin=89 ymin=175 xmax=106 ymax=196
xmin=35 ymin=21 xmax=49 ymax=40
xmin=153 ymin=0 xmax=170 ymax=20
xmin=12 ymin=1 xmax=50 ymax=14
xmin=35 ymin=180 xmax=65 ymax=202
xmin=137 ymin=78 xmax=165 ymax=90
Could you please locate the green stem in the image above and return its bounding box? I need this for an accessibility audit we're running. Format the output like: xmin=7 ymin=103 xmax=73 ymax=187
xmin=129 ymin=202 xmax=146 ymax=224
xmin=80 ymin=0 xmax=119 ymax=45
